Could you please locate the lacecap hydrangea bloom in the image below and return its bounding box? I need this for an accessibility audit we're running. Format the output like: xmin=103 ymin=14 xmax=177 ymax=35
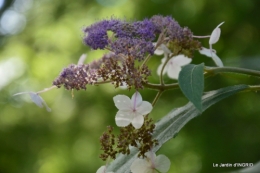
xmin=14 ymin=15 xmax=228 ymax=173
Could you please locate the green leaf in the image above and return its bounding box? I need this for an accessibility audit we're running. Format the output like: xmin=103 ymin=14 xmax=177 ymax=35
xmin=106 ymin=84 xmax=249 ymax=173
xmin=179 ymin=63 xmax=204 ymax=111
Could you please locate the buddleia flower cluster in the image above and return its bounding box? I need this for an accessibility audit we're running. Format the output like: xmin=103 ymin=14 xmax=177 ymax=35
xmin=14 ymin=15 xmax=225 ymax=173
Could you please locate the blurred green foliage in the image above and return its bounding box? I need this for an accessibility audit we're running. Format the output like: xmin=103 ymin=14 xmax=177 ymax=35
xmin=0 ymin=0 xmax=260 ymax=172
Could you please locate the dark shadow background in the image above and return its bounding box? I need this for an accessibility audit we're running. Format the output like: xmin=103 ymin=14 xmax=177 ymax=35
xmin=0 ymin=0 xmax=260 ymax=172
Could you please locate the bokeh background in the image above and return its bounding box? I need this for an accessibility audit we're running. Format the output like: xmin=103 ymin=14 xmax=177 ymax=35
xmin=1 ymin=0 xmax=260 ymax=172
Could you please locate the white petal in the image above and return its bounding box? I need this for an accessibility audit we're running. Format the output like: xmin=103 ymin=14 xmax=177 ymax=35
xmin=160 ymin=57 xmax=167 ymax=64
xmin=130 ymin=158 xmax=151 ymax=173
xmin=146 ymin=151 xmax=156 ymax=159
xmin=153 ymin=42 xmax=164 ymax=55
xmin=145 ymin=151 xmax=156 ymax=165
xmin=96 ymin=166 xmax=106 ymax=173
xmin=96 ymin=165 xmax=114 ymax=173
xmin=199 ymin=47 xmax=224 ymax=67
xmin=167 ymin=63 xmax=182 ymax=80
xmin=209 ymin=22 xmax=224 ymax=44
xmin=131 ymin=92 xmax=142 ymax=109
xmin=166 ymin=55 xmax=191 ymax=79
xmin=132 ymin=114 xmax=144 ymax=129
xmin=113 ymin=95 xmax=132 ymax=111
xmin=211 ymin=53 xmax=224 ymax=67
xmin=29 ymin=92 xmax=51 ymax=112
xmin=119 ymin=82 xmax=127 ymax=90
xmin=154 ymin=155 xmax=171 ymax=173
xmin=171 ymin=55 xmax=192 ymax=66
xmin=136 ymin=101 xmax=153 ymax=115
xmin=157 ymin=63 xmax=167 ymax=76
xmin=115 ymin=110 xmax=133 ymax=127
xmin=160 ymin=44 xmax=172 ymax=54
xmin=154 ymin=48 xmax=164 ymax=55
xmin=77 ymin=54 xmax=87 ymax=65
xmin=199 ymin=47 xmax=216 ymax=57
xmin=29 ymin=93 xmax=43 ymax=108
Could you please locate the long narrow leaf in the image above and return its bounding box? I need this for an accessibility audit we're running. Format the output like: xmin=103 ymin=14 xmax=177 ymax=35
xmin=106 ymin=84 xmax=248 ymax=173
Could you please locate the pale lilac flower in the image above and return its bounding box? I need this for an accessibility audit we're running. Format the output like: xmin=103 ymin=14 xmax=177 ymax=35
xmin=113 ymin=91 xmax=153 ymax=129
xmin=96 ymin=165 xmax=114 ymax=173
xmin=157 ymin=55 xmax=192 ymax=80
xmin=130 ymin=151 xmax=171 ymax=173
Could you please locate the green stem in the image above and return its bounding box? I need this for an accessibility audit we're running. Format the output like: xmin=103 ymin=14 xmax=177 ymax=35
xmin=151 ymin=91 xmax=163 ymax=107
xmin=37 ymin=86 xmax=57 ymax=94
xmin=145 ymin=66 xmax=260 ymax=91
xmin=204 ymin=66 xmax=260 ymax=78
xmin=160 ymin=55 xmax=172 ymax=85
xmin=144 ymin=82 xmax=179 ymax=91
xmin=140 ymin=54 xmax=152 ymax=69
xmin=247 ymin=85 xmax=260 ymax=92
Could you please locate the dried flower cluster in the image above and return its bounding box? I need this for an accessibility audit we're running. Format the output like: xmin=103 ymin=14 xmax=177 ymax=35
xmin=99 ymin=117 xmax=158 ymax=161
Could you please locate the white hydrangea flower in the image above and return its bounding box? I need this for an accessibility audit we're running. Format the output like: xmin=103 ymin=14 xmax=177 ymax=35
xmin=157 ymin=54 xmax=192 ymax=80
xmin=96 ymin=165 xmax=114 ymax=173
xmin=130 ymin=151 xmax=171 ymax=173
xmin=113 ymin=91 xmax=153 ymax=129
